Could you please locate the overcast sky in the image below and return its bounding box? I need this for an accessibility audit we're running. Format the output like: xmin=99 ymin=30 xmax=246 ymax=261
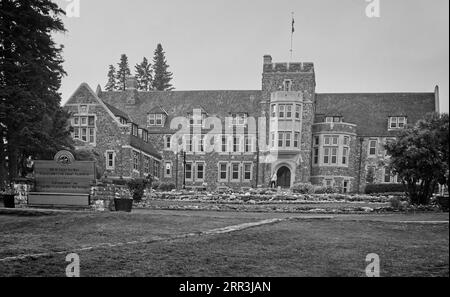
xmin=54 ymin=0 xmax=449 ymax=113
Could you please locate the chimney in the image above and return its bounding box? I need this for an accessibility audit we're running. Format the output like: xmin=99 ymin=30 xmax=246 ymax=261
xmin=263 ymin=55 xmax=272 ymax=65
xmin=125 ymin=75 xmax=137 ymax=90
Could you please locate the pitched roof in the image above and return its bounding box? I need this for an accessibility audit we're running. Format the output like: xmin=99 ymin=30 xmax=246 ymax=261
xmin=103 ymin=101 xmax=132 ymax=121
xmin=315 ymin=92 xmax=437 ymax=136
xmin=129 ymin=135 xmax=161 ymax=159
xmin=98 ymin=90 xmax=262 ymax=133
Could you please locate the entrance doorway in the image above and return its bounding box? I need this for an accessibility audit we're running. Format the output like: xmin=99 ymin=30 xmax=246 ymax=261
xmin=277 ymin=166 xmax=291 ymax=188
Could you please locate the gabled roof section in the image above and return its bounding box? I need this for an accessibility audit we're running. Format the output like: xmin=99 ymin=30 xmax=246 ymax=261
xmin=64 ymin=83 xmax=124 ymax=126
xmin=104 ymin=101 xmax=132 ymax=122
xmin=148 ymin=105 xmax=168 ymax=115
xmin=98 ymin=90 xmax=263 ymax=132
xmin=315 ymin=92 xmax=437 ymax=136
xmin=129 ymin=135 xmax=162 ymax=160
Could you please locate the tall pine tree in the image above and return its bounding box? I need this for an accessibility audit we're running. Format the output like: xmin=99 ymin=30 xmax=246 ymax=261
xmin=105 ymin=64 xmax=117 ymax=91
xmin=151 ymin=44 xmax=174 ymax=91
xmin=135 ymin=57 xmax=152 ymax=91
xmin=116 ymin=54 xmax=131 ymax=91
xmin=0 ymin=0 xmax=73 ymax=182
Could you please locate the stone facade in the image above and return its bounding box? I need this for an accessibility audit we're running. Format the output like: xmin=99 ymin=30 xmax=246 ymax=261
xmin=64 ymin=55 xmax=439 ymax=192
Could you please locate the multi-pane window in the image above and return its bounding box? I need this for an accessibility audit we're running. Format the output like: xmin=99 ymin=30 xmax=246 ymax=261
xmin=325 ymin=116 xmax=342 ymax=123
xmin=196 ymin=136 xmax=204 ymax=153
xmin=221 ymin=135 xmax=228 ymax=153
xmin=219 ymin=163 xmax=228 ymax=181
xmin=231 ymin=113 xmax=247 ymax=126
xmin=343 ymin=180 xmax=350 ymax=193
xmin=196 ymin=163 xmax=205 ymax=180
xmin=294 ymin=133 xmax=300 ymax=148
xmin=323 ymin=135 xmax=339 ymax=165
xmin=243 ymin=163 xmax=252 ymax=181
xmin=106 ymin=151 xmax=115 ymax=170
xmin=285 ymin=133 xmax=291 ymax=147
xmin=132 ymin=151 xmax=139 ymax=171
xmin=185 ymin=162 xmax=193 ymax=180
xmin=283 ymin=80 xmax=292 ymax=91
xmin=244 ymin=137 xmax=252 ymax=153
xmin=131 ymin=124 xmax=139 ymax=137
xmin=233 ymin=136 xmax=240 ymax=153
xmin=342 ymin=147 xmax=349 ymax=165
xmin=278 ymin=105 xmax=285 ymax=118
xmin=142 ymin=130 xmax=148 ymax=142
xmin=190 ymin=112 xmax=205 ymax=126
xmin=324 ymin=179 xmax=333 ymax=187
xmin=271 ymin=105 xmax=276 ymax=118
xmin=148 ymin=114 xmax=165 ymax=126
xmin=72 ymin=115 xmax=96 ymax=144
xmin=286 ymin=105 xmax=292 ymax=118
xmin=144 ymin=156 xmax=150 ymax=174
xmin=185 ymin=135 xmax=192 ymax=152
xmin=165 ymin=135 xmax=171 ymax=149
xmin=295 ymin=105 xmax=301 ymax=119
xmin=231 ymin=163 xmax=240 ymax=181
xmin=278 ymin=132 xmax=284 ymax=148
xmin=153 ymin=160 xmax=160 ymax=178
xmin=384 ymin=168 xmax=398 ymax=183
xmin=369 ymin=140 xmax=377 ymax=156
xmin=389 ymin=117 xmax=407 ymax=129
xmin=165 ymin=162 xmax=172 ymax=178
xmin=271 ymin=133 xmax=275 ymax=148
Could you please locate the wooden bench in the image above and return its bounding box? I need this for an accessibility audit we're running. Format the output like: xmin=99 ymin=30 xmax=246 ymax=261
xmin=28 ymin=192 xmax=90 ymax=208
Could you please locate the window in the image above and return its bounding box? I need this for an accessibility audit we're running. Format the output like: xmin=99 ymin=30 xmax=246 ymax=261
xmin=243 ymin=163 xmax=252 ymax=181
xmin=343 ymin=136 xmax=350 ymax=146
xmin=119 ymin=117 xmax=128 ymax=125
xmin=165 ymin=162 xmax=172 ymax=178
xmin=196 ymin=163 xmax=205 ymax=180
xmin=343 ymin=180 xmax=350 ymax=193
xmin=342 ymin=147 xmax=349 ymax=165
xmin=324 ymin=135 xmax=338 ymax=146
xmin=389 ymin=117 xmax=407 ymax=129
xmin=324 ymin=179 xmax=333 ymax=187
xmin=295 ymin=105 xmax=301 ymax=119
xmin=72 ymin=115 xmax=96 ymax=144
xmin=314 ymin=136 xmax=319 ymax=146
xmin=79 ymin=105 xmax=88 ymax=114
xmin=285 ymin=133 xmax=291 ymax=147
xmin=279 ymin=105 xmax=285 ymax=118
xmin=384 ymin=168 xmax=398 ymax=183
xmin=142 ymin=130 xmax=148 ymax=142
xmin=196 ymin=136 xmax=204 ymax=153
xmin=165 ymin=135 xmax=171 ymax=149
xmin=144 ymin=156 xmax=150 ymax=174
xmin=132 ymin=124 xmax=138 ymax=137
xmin=369 ymin=140 xmax=377 ymax=156
xmin=244 ymin=136 xmax=252 ymax=153
xmin=331 ymin=148 xmax=338 ymax=164
xmin=366 ymin=166 xmax=376 ymax=184
xmin=148 ymin=114 xmax=165 ymax=126
xmin=231 ymin=113 xmax=248 ymax=126
xmin=283 ymin=80 xmax=292 ymax=91
xmin=233 ymin=136 xmax=240 ymax=153
xmin=221 ymin=135 xmax=228 ymax=153
xmin=278 ymin=132 xmax=284 ymax=147
xmin=325 ymin=116 xmax=342 ymax=123
xmin=219 ymin=163 xmax=228 ymax=181
xmin=313 ymin=147 xmax=319 ymax=165
xmin=231 ymin=163 xmax=240 ymax=181
xmin=323 ymin=135 xmax=339 ymax=165
xmin=271 ymin=105 xmax=276 ymax=118
xmin=153 ymin=160 xmax=160 ymax=178
xmin=190 ymin=111 xmax=205 ymax=126
xmin=294 ymin=133 xmax=300 ymax=148
xmin=271 ymin=133 xmax=275 ymax=148
xmin=286 ymin=105 xmax=292 ymax=118
xmin=133 ymin=151 xmax=139 ymax=171
xmin=185 ymin=135 xmax=192 ymax=152
xmin=105 ymin=151 xmax=115 ymax=170
xmin=185 ymin=162 xmax=193 ymax=180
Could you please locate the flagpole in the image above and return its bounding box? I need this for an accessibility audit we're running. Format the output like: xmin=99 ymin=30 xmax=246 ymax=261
xmin=290 ymin=12 xmax=294 ymax=62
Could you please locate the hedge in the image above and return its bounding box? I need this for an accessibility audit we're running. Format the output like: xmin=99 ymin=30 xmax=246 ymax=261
xmin=365 ymin=183 xmax=405 ymax=194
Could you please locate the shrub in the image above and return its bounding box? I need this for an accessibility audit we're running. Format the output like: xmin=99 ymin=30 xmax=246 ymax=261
xmin=127 ymin=178 xmax=149 ymax=202
xmin=365 ymin=183 xmax=405 ymax=194
xmin=389 ymin=196 xmax=402 ymax=210
xmin=313 ymin=186 xmax=340 ymax=194
xmin=158 ymin=182 xmax=176 ymax=192
xmin=291 ymin=183 xmax=314 ymax=194
xmin=151 ymin=181 xmax=160 ymax=190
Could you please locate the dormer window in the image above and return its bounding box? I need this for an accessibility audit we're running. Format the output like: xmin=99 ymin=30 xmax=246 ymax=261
xmin=118 ymin=117 xmax=128 ymax=125
xmin=231 ymin=113 xmax=248 ymax=126
xmin=131 ymin=123 xmax=139 ymax=137
xmin=142 ymin=129 xmax=148 ymax=142
xmin=148 ymin=113 xmax=165 ymax=127
xmin=283 ymin=80 xmax=292 ymax=91
xmin=325 ymin=116 xmax=342 ymax=123
xmin=389 ymin=116 xmax=407 ymax=130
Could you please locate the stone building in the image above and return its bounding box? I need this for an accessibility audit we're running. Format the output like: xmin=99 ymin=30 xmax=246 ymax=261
xmin=63 ymin=55 xmax=440 ymax=192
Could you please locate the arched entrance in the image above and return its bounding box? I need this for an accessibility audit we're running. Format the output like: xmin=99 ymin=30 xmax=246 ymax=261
xmin=277 ymin=166 xmax=291 ymax=188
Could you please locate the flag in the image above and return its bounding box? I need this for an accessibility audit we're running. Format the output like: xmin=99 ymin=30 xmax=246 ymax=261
xmin=291 ymin=17 xmax=295 ymax=33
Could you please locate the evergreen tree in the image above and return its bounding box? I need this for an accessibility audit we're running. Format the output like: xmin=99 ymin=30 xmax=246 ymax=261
xmin=105 ymin=64 xmax=117 ymax=91
xmin=135 ymin=57 xmax=152 ymax=91
xmin=0 ymin=0 xmax=73 ymax=183
xmin=116 ymin=54 xmax=131 ymax=91
xmin=151 ymin=44 xmax=174 ymax=91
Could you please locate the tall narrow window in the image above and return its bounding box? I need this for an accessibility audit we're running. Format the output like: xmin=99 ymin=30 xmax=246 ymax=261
xmin=165 ymin=162 xmax=172 ymax=178
xmin=219 ymin=163 xmax=228 ymax=181
xmin=271 ymin=105 xmax=276 ymax=118
xmin=286 ymin=105 xmax=292 ymax=118
xmin=106 ymin=151 xmax=115 ymax=170
xmin=185 ymin=135 xmax=192 ymax=152
xmin=233 ymin=136 xmax=240 ymax=153
xmin=285 ymin=133 xmax=291 ymax=147
xmin=231 ymin=163 xmax=240 ymax=181
xmin=221 ymin=135 xmax=228 ymax=153
xmin=271 ymin=133 xmax=275 ymax=148
xmin=133 ymin=151 xmax=139 ymax=171
xmin=369 ymin=140 xmax=377 ymax=156
xmin=342 ymin=147 xmax=349 ymax=165
xmin=283 ymin=80 xmax=292 ymax=91
xmin=165 ymin=135 xmax=171 ymax=149
xmin=244 ymin=163 xmax=252 ymax=181
xmin=245 ymin=136 xmax=252 ymax=153
xmin=196 ymin=163 xmax=205 ymax=180
xmin=294 ymin=133 xmax=300 ymax=148
xmin=278 ymin=132 xmax=284 ymax=148
xmin=279 ymin=105 xmax=285 ymax=118
xmin=295 ymin=105 xmax=301 ymax=119
xmin=185 ymin=162 xmax=193 ymax=180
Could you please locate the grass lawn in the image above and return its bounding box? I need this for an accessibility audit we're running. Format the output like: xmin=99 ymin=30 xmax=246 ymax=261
xmin=0 ymin=210 xmax=448 ymax=277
